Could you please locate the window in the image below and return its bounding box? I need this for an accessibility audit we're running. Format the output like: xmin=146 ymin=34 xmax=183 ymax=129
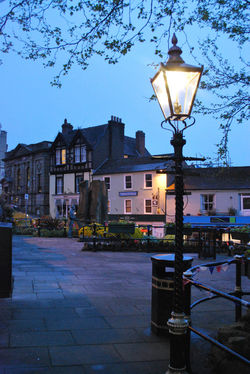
xmin=56 ymin=148 xmax=66 ymax=165
xmin=241 ymin=194 xmax=250 ymax=214
xmin=56 ymin=176 xmax=63 ymax=194
xmin=74 ymin=145 xmax=86 ymax=163
xmin=61 ymin=149 xmax=66 ymax=164
xmin=145 ymin=173 xmax=152 ymax=188
xmin=37 ymin=174 xmax=42 ymax=193
xmin=125 ymin=199 xmax=132 ymax=214
xmin=81 ymin=146 xmax=86 ymax=162
xmin=26 ymin=167 xmax=30 ymax=192
xmin=75 ymin=146 xmax=80 ymax=163
xmin=75 ymin=174 xmax=84 ymax=193
xmin=201 ymin=194 xmax=215 ymax=212
xmin=17 ymin=168 xmax=21 ymax=191
xmin=107 ymin=200 xmax=110 ymax=213
xmin=104 ymin=176 xmax=110 ymax=190
xmin=125 ymin=175 xmax=132 ymax=189
xmin=145 ymin=199 xmax=152 ymax=213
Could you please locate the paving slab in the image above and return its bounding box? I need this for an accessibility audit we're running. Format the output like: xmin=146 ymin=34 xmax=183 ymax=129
xmin=0 ymin=235 xmax=248 ymax=374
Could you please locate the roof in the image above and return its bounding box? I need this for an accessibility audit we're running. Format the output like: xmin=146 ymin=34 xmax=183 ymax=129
xmin=4 ymin=141 xmax=52 ymax=160
xmin=182 ymin=167 xmax=250 ymax=190
xmin=94 ymin=156 xmax=174 ymax=175
xmin=124 ymin=136 xmax=150 ymax=157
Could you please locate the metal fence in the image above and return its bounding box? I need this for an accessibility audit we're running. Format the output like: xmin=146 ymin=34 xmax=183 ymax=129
xmin=184 ymin=255 xmax=250 ymax=370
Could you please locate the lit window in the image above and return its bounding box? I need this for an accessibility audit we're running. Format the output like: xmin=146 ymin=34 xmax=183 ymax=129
xmin=125 ymin=175 xmax=132 ymax=189
xmin=61 ymin=149 xmax=66 ymax=164
xmin=107 ymin=200 xmax=110 ymax=213
xmin=104 ymin=177 xmax=110 ymax=190
xmin=125 ymin=199 xmax=132 ymax=214
xmin=56 ymin=149 xmax=66 ymax=165
xmin=145 ymin=199 xmax=152 ymax=213
xmin=145 ymin=173 xmax=152 ymax=188
xmin=201 ymin=194 xmax=215 ymax=212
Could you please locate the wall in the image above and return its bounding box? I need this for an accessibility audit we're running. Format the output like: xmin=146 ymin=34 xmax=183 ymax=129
xmin=93 ymin=171 xmax=167 ymax=218
xmin=166 ymin=189 xmax=250 ymax=222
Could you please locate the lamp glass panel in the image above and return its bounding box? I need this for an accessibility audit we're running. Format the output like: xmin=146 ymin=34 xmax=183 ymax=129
xmin=152 ymin=70 xmax=171 ymax=119
xmin=165 ymin=70 xmax=200 ymax=116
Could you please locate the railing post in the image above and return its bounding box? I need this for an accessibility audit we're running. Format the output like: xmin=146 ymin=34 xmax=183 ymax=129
xmin=64 ymin=219 xmax=67 ymax=237
xmin=38 ymin=219 xmax=41 ymax=237
xmin=183 ymin=269 xmax=193 ymax=373
xmin=234 ymin=255 xmax=242 ymax=321
xmin=93 ymin=223 xmax=96 ymax=250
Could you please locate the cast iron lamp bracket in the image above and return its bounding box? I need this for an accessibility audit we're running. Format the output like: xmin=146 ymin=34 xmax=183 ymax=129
xmin=161 ymin=116 xmax=196 ymax=135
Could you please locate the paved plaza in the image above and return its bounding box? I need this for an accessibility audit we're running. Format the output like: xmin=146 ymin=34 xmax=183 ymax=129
xmin=0 ymin=235 xmax=249 ymax=373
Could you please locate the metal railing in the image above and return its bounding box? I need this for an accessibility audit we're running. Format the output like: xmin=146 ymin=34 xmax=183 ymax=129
xmin=184 ymin=255 xmax=250 ymax=369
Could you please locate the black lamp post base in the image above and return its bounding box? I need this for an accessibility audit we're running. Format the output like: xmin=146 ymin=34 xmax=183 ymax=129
xmin=166 ymin=310 xmax=190 ymax=373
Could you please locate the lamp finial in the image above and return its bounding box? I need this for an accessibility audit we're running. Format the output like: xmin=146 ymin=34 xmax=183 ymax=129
xmin=167 ymin=34 xmax=184 ymax=64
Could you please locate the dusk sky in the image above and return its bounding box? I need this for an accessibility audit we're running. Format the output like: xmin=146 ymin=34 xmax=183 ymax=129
xmin=0 ymin=27 xmax=249 ymax=166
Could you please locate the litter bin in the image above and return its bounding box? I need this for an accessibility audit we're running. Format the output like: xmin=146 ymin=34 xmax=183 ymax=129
xmin=151 ymin=254 xmax=193 ymax=335
xmin=0 ymin=223 xmax=13 ymax=298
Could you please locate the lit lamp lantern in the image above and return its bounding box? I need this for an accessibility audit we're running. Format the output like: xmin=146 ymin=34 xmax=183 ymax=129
xmin=151 ymin=34 xmax=203 ymax=121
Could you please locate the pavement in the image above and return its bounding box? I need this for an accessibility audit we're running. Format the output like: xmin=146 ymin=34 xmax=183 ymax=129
xmin=0 ymin=235 xmax=249 ymax=374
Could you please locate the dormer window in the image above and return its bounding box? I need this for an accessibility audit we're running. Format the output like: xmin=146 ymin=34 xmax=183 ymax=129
xmin=56 ymin=148 xmax=66 ymax=165
xmin=74 ymin=145 xmax=86 ymax=163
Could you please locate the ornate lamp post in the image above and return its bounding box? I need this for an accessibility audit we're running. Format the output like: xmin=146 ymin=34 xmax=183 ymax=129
xmin=151 ymin=34 xmax=203 ymax=373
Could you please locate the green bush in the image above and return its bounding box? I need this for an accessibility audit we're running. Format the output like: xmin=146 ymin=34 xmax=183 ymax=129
xmin=13 ymin=227 xmax=34 ymax=235
xmin=39 ymin=229 xmax=65 ymax=237
xmin=35 ymin=216 xmax=64 ymax=230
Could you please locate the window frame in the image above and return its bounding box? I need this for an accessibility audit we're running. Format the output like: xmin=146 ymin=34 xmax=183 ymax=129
xmin=104 ymin=176 xmax=110 ymax=190
xmin=124 ymin=175 xmax=132 ymax=190
xmin=124 ymin=199 xmax=132 ymax=214
xmin=56 ymin=148 xmax=66 ymax=165
xmin=55 ymin=175 xmax=63 ymax=195
xmin=201 ymin=194 xmax=215 ymax=212
xmin=241 ymin=194 xmax=250 ymax=213
xmin=145 ymin=199 xmax=152 ymax=214
xmin=75 ymin=174 xmax=84 ymax=193
xmin=144 ymin=173 xmax=152 ymax=189
xmin=37 ymin=173 xmax=42 ymax=193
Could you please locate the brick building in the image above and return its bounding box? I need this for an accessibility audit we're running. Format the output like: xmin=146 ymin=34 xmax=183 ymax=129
xmin=2 ymin=141 xmax=52 ymax=216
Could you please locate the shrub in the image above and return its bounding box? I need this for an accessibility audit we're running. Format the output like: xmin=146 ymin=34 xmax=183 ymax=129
xmin=36 ymin=216 xmax=64 ymax=230
xmin=13 ymin=227 xmax=34 ymax=235
xmin=39 ymin=229 xmax=65 ymax=237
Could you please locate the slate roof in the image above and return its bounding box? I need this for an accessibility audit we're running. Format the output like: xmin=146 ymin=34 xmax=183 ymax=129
xmin=94 ymin=156 xmax=174 ymax=175
xmin=4 ymin=141 xmax=52 ymax=160
xmin=182 ymin=167 xmax=250 ymax=190
xmin=56 ymin=122 xmax=151 ymax=156
xmin=124 ymin=136 xmax=151 ymax=157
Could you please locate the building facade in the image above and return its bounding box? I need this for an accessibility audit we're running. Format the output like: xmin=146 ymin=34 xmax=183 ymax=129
xmin=166 ymin=167 xmax=250 ymax=221
xmin=0 ymin=125 xmax=7 ymax=194
xmin=2 ymin=141 xmax=52 ymax=216
xmin=93 ymin=157 xmax=175 ymax=229
xmin=49 ymin=117 xmax=150 ymax=218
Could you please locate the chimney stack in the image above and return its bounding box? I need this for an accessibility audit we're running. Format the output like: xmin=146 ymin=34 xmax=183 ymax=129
xmin=62 ymin=119 xmax=73 ymax=136
xmin=136 ymin=131 xmax=145 ymax=156
xmin=108 ymin=115 xmax=124 ymax=159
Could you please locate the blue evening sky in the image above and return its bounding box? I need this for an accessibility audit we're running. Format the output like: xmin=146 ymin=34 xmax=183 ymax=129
xmin=0 ymin=26 xmax=249 ymax=166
